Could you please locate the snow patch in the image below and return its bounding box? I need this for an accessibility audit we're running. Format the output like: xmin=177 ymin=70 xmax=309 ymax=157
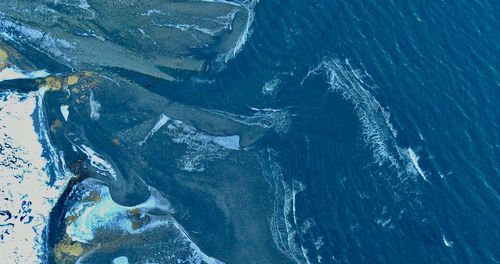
xmin=89 ymin=90 xmax=101 ymax=121
xmin=0 ymin=66 xmax=50 ymax=82
xmin=60 ymin=104 xmax=69 ymax=121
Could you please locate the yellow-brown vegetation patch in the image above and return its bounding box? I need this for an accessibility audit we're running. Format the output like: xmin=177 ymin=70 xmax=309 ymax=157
xmin=65 ymin=214 xmax=78 ymax=225
xmin=44 ymin=76 xmax=63 ymax=91
xmin=82 ymin=191 xmax=102 ymax=203
xmin=67 ymin=75 xmax=79 ymax=86
xmin=130 ymin=215 xmax=151 ymax=230
xmin=112 ymin=138 xmax=121 ymax=146
xmin=127 ymin=208 xmax=141 ymax=216
xmin=53 ymin=235 xmax=85 ymax=264
xmin=0 ymin=48 xmax=8 ymax=71
xmin=131 ymin=221 xmax=142 ymax=230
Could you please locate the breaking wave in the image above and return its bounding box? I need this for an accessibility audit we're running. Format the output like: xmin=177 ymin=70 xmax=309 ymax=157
xmin=303 ymin=58 xmax=423 ymax=180
xmin=203 ymin=0 xmax=259 ymax=63
xmin=262 ymin=77 xmax=281 ymax=97
xmin=212 ymin=107 xmax=292 ymax=134
xmin=259 ymin=149 xmax=312 ymax=264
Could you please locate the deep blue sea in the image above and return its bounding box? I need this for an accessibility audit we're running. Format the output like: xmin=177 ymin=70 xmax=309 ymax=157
xmin=0 ymin=0 xmax=498 ymax=263
xmin=166 ymin=0 xmax=499 ymax=263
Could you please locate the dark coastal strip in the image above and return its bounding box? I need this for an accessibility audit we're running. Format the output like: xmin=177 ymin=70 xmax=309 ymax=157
xmin=46 ymin=157 xmax=89 ymax=264
xmin=0 ymin=79 xmax=40 ymax=93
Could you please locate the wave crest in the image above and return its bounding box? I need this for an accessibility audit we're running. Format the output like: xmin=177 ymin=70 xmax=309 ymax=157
xmin=303 ymin=58 xmax=422 ymax=180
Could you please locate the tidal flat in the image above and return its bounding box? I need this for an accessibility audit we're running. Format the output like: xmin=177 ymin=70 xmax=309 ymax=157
xmin=0 ymin=1 xmax=290 ymax=263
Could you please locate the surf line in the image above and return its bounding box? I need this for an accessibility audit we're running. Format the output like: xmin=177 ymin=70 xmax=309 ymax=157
xmin=201 ymin=0 xmax=260 ymax=63
xmin=302 ymin=57 xmax=430 ymax=182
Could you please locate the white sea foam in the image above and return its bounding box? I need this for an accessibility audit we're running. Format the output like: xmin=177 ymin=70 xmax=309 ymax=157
xmin=200 ymin=0 xmax=242 ymax=7
xmin=262 ymin=77 xmax=281 ymax=96
xmin=37 ymin=87 xmax=74 ymax=183
xmin=78 ymin=31 xmax=105 ymax=42
xmin=442 ymin=234 xmax=454 ymax=247
xmin=140 ymin=9 xmax=164 ymax=16
xmin=146 ymin=2 xmax=238 ymax=38
xmin=407 ymin=147 xmax=427 ymax=181
xmin=190 ymin=77 xmax=216 ymax=84
xmin=76 ymin=144 xmax=117 ymax=181
xmin=418 ymin=131 xmax=425 ymax=140
xmin=213 ymin=107 xmax=292 ymax=134
xmin=60 ymin=104 xmax=69 ymax=121
xmin=201 ymin=0 xmax=259 ymax=63
xmin=376 ymin=217 xmax=392 ymax=228
xmin=89 ymin=90 xmax=101 ymax=121
xmin=303 ymin=58 xmax=423 ymax=180
xmin=152 ymin=18 xmax=235 ymax=37
xmin=152 ymin=22 xmax=218 ymax=36
xmin=260 ymin=149 xmax=311 ymax=264
xmin=51 ymin=0 xmax=96 ymax=19
xmin=0 ymin=91 xmax=70 ymax=263
xmin=165 ymin=119 xmax=240 ymax=171
xmin=170 ymin=220 xmax=225 ymax=264
xmin=137 ymin=28 xmax=157 ymax=46
xmin=0 ymin=66 xmax=50 ymax=82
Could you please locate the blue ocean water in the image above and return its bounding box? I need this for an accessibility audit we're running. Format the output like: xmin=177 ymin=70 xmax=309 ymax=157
xmin=175 ymin=0 xmax=499 ymax=263
xmin=0 ymin=0 xmax=497 ymax=263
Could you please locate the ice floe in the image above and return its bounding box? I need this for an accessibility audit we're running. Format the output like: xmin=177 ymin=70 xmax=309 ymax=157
xmin=211 ymin=135 xmax=241 ymax=150
xmin=89 ymin=90 xmax=101 ymax=121
xmin=138 ymin=114 xmax=171 ymax=146
xmin=0 ymin=16 xmax=74 ymax=62
xmin=113 ymin=256 xmax=129 ymax=264
xmin=60 ymin=104 xmax=69 ymax=121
